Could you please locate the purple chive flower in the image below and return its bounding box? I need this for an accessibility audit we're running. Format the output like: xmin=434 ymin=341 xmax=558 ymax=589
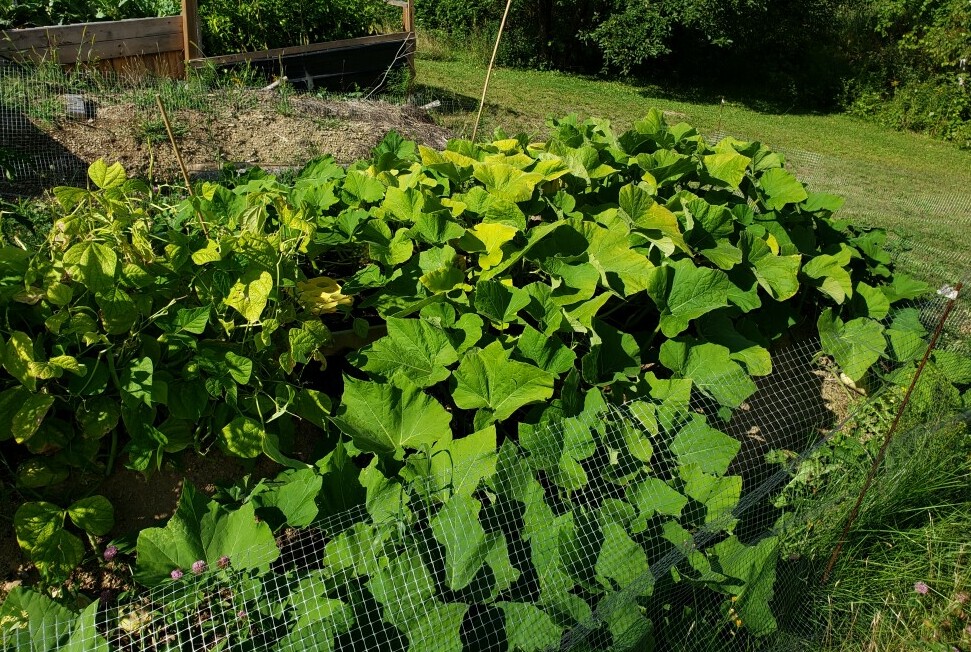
xmin=191 ymin=560 xmax=207 ymax=575
xmin=103 ymin=545 xmax=119 ymax=562
xmin=914 ymin=581 xmax=930 ymax=595
xmin=955 ymin=591 xmax=969 ymax=604
xmin=218 ymin=555 xmax=231 ymax=569
xmin=171 ymin=568 xmax=184 ymax=581
xmin=237 ymin=610 xmax=247 ymax=619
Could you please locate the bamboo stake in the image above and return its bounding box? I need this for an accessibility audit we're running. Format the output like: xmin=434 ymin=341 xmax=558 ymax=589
xmin=821 ymin=282 xmax=963 ymax=583
xmin=155 ymin=94 xmax=208 ymax=236
xmin=471 ymin=0 xmax=513 ymax=142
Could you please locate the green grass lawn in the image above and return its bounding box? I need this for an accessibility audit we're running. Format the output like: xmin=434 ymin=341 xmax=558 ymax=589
xmin=415 ymin=57 xmax=971 ymax=285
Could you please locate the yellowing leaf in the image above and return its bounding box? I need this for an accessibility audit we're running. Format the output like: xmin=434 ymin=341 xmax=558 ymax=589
xmin=224 ymin=269 xmax=274 ymax=323
xmin=465 ymin=223 xmax=519 ymax=270
xmin=87 ymin=159 xmax=126 ymax=189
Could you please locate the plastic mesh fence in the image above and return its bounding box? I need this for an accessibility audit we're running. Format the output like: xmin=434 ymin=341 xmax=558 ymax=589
xmin=1 ymin=285 xmax=968 ymax=651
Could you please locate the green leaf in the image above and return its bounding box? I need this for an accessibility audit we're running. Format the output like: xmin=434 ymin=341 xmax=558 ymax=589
xmin=882 ymin=273 xmax=930 ymax=302
xmin=342 ymin=170 xmax=386 ymax=203
xmin=63 ymin=599 xmax=110 ymax=652
xmin=681 ymin=464 xmax=742 ymax=525
xmin=336 ymin=376 xmax=452 ymax=457
xmin=430 ymin=495 xmax=493 ymax=591
xmin=596 ymin=522 xmax=650 ymax=592
xmin=452 ymin=341 xmax=555 ymax=424
xmin=121 ymin=357 xmax=153 ymax=408
xmin=934 ymin=349 xmax=971 ymax=385
xmin=524 ymin=282 xmax=565 ymax=334
xmin=202 ymin=501 xmax=279 ymax=573
xmin=368 ymin=548 xmax=445 ymax=631
xmin=134 ymin=485 xmax=208 ymax=586
xmin=741 ymin=233 xmax=802 ymax=301
xmin=382 ymin=185 xmax=425 ymax=222
xmin=87 ymin=159 xmax=126 ymax=189
xmin=45 ymin=282 xmax=73 ymax=306
xmin=759 ymin=168 xmax=808 ymax=209
xmin=515 ymin=325 xmax=576 ymax=374
xmin=95 ymin=286 xmax=138 ymax=334
xmin=287 ymin=573 xmax=355 ymax=637
xmin=712 ymin=536 xmax=780 ymax=636
xmin=66 ymin=496 xmax=114 ymax=536
xmin=30 ymin=529 xmax=85 ymax=584
xmin=580 ymin=219 xmax=663 ymax=296
xmin=474 ymin=279 xmax=530 ymax=325
xmin=803 ymin=252 xmax=854 ymax=303
xmin=353 ymin=317 xmax=459 ymax=387
xmin=12 ymin=393 xmax=55 ymax=443
xmin=369 ymin=226 xmax=415 ymax=267
xmin=0 ymin=587 xmax=77 ymax=652
xmin=175 ymin=306 xmax=210 ymax=334
xmin=520 ymin=412 xmax=597 ymax=491
xmin=3 ymin=331 xmax=37 ymax=391
xmin=497 ymin=602 xmax=563 ymax=652
xmin=818 ymin=309 xmax=886 ymax=382
xmin=681 ymin=342 xmax=757 ymax=409
xmin=224 ymin=268 xmax=274 ymax=323
xmin=221 ymin=416 xmax=265 ymax=458
xmin=473 ymin=161 xmax=543 ymax=202
xmin=670 ymin=413 xmax=740 ymax=476
xmin=190 ymin=239 xmax=222 ymax=265
xmin=430 ymin=425 xmax=498 ymax=498
xmin=618 ymin=183 xmax=689 ymax=254
xmin=225 ymin=351 xmax=253 ymax=384
xmin=316 ymin=442 xmax=366 ymax=519
xmin=63 ymin=241 xmax=117 ymax=293
xmin=851 ymin=282 xmax=891 ymax=320
xmin=581 ymin=319 xmax=641 ymax=385
xmin=258 ymin=468 xmax=322 ymax=528
xmin=628 ymin=478 xmax=687 ymax=531
xmin=658 ymin=259 xmax=731 ymax=338
xmin=703 ymin=151 xmax=751 ymax=190
xmin=14 ymin=501 xmax=63 ymax=553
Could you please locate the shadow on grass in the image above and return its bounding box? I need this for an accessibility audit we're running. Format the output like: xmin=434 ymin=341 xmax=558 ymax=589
xmin=632 ymin=77 xmax=833 ymax=118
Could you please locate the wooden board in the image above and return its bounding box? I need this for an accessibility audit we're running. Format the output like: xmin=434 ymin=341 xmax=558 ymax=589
xmin=190 ymin=32 xmax=412 ymax=68
xmin=0 ymin=17 xmax=183 ymax=65
xmin=191 ymin=34 xmax=414 ymax=92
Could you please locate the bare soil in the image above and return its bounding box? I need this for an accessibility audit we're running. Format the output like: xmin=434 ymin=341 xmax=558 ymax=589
xmin=47 ymin=92 xmax=452 ymax=179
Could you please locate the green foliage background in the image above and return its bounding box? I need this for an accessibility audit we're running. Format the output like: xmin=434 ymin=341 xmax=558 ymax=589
xmin=417 ymin=0 xmax=970 ymax=145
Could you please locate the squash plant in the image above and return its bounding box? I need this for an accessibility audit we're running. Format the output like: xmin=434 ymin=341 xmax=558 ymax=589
xmin=0 ymin=110 xmax=930 ymax=608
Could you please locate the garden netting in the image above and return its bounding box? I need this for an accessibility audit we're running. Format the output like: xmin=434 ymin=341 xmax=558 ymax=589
xmin=1 ymin=283 xmax=969 ymax=651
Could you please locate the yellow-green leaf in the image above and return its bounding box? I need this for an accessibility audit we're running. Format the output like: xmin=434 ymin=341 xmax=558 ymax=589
xmin=224 ymin=269 xmax=274 ymax=323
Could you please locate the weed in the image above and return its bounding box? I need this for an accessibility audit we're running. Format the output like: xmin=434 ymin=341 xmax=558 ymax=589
xmin=133 ymin=115 xmax=189 ymax=145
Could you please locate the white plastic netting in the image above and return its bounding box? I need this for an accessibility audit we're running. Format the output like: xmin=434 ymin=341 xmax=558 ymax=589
xmin=2 ymin=284 xmax=968 ymax=651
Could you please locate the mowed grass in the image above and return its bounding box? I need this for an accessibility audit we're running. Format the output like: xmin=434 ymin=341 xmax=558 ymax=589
xmin=414 ymin=56 xmax=971 ymax=284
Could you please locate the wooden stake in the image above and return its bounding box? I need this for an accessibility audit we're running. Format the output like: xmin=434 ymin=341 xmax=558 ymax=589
xmin=180 ymin=0 xmax=202 ymax=61
xmin=471 ymin=0 xmax=513 ymax=142
xmin=155 ymin=94 xmax=208 ymax=236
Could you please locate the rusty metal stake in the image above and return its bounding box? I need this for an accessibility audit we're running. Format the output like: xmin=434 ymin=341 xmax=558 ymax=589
xmin=155 ymin=94 xmax=208 ymax=237
xmin=822 ymin=282 xmax=963 ymax=583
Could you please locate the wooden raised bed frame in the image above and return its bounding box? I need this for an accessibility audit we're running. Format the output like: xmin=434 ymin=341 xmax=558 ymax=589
xmin=0 ymin=0 xmax=415 ymax=82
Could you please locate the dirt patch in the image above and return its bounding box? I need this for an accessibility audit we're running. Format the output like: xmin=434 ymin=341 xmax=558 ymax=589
xmin=46 ymin=92 xmax=452 ymax=179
